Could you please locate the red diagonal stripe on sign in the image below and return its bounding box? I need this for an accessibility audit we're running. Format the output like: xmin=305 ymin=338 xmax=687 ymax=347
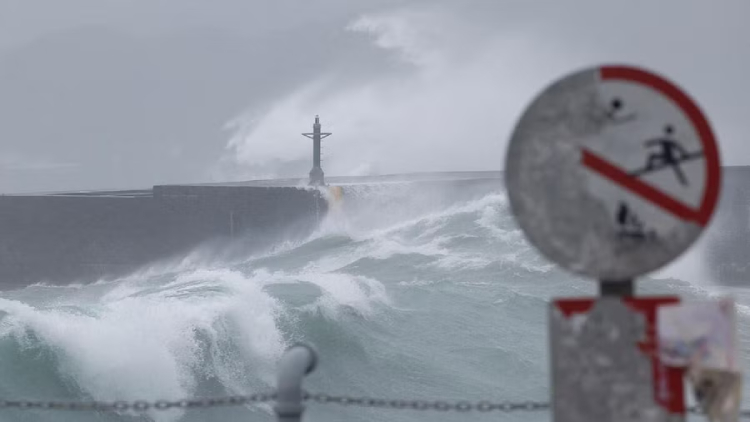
xmin=599 ymin=65 xmax=719 ymax=227
xmin=581 ymin=149 xmax=706 ymax=226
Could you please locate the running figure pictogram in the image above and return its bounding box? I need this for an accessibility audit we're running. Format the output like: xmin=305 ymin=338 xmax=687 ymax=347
xmin=629 ymin=125 xmax=703 ymax=186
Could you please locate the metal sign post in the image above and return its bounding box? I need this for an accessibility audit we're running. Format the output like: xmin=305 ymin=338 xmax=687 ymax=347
xmin=504 ymin=64 xmax=723 ymax=422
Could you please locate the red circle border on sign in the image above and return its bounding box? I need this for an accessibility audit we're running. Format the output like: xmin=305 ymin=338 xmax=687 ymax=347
xmin=599 ymin=65 xmax=721 ymax=227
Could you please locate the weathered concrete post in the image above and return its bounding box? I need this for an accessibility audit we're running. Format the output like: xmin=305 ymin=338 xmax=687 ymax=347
xmin=274 ymin=343 xmax=318 ymax=422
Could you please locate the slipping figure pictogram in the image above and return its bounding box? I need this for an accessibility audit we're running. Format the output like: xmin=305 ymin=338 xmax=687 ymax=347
xmin=615 ymin=201 xmax=656 ymax=241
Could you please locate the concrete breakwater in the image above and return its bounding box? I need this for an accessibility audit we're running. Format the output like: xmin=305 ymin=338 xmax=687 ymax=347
xmin=704 ymin=166 xmax=750 ymax=286
xmin=0 ymin=184 xmax=328 ymax=289
xmin=0 ymin=173 xmax=504 ymax=289
xmin=0 ymin=168 xmax=746 ymax=290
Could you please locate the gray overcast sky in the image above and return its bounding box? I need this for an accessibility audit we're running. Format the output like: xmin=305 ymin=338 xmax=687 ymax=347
xmin=0 ymin=0 xmax=748 ymax=193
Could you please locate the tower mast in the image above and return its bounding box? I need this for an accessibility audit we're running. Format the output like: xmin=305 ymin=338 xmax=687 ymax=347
xmin=302 ymin=115 xmax=331 ymax=186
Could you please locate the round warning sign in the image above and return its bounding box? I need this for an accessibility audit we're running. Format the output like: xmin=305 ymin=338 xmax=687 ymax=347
xmin=505 ymin=64 xmax=721 ymax=281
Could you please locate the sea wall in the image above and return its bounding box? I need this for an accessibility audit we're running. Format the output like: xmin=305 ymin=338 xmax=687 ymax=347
xmin=0 ymin=185 xmax=327 ymax=289
xmin=703 ymin=167 xmax=750 ymax=285
xmin=0 ymin=169 xmax=746 ymax=290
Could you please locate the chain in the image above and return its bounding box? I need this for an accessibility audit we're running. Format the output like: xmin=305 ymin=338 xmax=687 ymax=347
xmin=687 ymin=406 xmax=750 ymax=418
xmin=303 ymin=392 xmax=549 ymax=412
xmin=0 ymin=392 xmax=275 ymax=412
xmin=305 ymin=393 xmax=750 ymax=417
xmin=4 ymin=392 xmax=750 ymax=417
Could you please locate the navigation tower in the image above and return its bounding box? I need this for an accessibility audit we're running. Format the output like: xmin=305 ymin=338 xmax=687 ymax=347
xmin=302 ymin=115 xmax=331 ymax=186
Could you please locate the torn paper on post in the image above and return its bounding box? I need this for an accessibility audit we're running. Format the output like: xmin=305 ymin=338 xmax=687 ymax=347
xmin=658 ymin=298 xmax=742 ymax=422
xmin=688 ymin=366 xmax=742 ymax=422
xmin=657 ymin=298 xmax=739 ymax=372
